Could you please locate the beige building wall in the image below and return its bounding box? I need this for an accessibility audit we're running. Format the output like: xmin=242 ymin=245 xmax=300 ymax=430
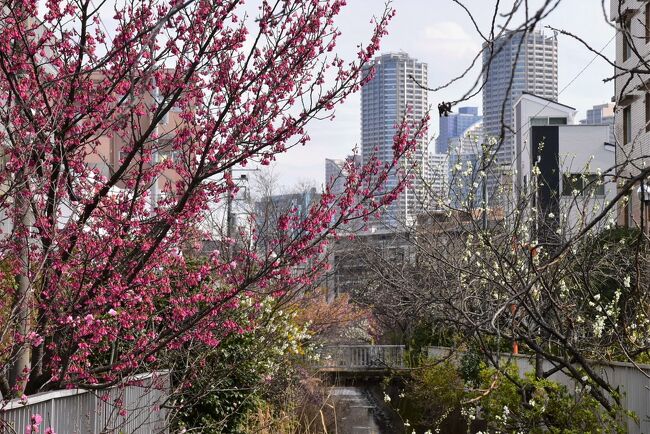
xmin=85 ymin=71 xmax=186 ymax=204
xmin=611 ymin=0 xmax=650 ymax=228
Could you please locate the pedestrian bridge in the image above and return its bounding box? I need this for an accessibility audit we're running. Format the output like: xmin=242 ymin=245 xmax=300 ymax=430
xmin=314 ymin=345 xmax=407 ymax=372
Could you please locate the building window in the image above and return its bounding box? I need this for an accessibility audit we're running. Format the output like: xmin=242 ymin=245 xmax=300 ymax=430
xmin=623 ymin=16 xmax=633 ymax=61
xmin=624 ymin=105 xmax=632 ymax=143
xmin=562 ymin=173 xmax=605 ymax=197
xmin=647 ymin=94 xmax=650 ymax=133
xmin=646 ymin=3 xmax=650 ymax=44
xmin=549 ymin=117 xmax=568 ymax=125
xmin=530 ymin=116 xmax=567 ymax=126
xmin=157 ymin=149 xmax=179 ymax=163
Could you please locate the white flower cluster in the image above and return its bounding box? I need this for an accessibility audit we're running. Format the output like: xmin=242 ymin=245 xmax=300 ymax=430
xmin=591 ymin=287 xmax=622 ymax=338
xmin=460 ymin=406 xmax=478 ymax=421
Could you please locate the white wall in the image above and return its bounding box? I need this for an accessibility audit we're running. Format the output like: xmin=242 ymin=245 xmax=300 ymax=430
xmin=558 ymin=125 xmax=616 ymax=235
xmin=515 ymin=94 xmax=577 ymax=197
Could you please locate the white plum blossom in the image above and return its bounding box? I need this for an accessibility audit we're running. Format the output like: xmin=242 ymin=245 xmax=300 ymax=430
xmin=593 ymin=315 xmax=606 ymax=338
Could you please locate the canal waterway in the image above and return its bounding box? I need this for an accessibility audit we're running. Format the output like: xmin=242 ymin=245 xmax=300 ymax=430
xmin=329 ymin=386 xmax=386 ymax=434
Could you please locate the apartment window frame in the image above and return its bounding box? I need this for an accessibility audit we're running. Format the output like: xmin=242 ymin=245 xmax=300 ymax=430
xmin=646 ymin=93 xmax=650 ymax=133
xmin=548 ymin=117 xmax=568 ymax=125
xmin=530 ymin=116 xmax=568 ymax=126
xmin=646 ymin=2 xmax=650 ymax=44
xmin=624 ymin=105 xmax=632 ymax=144
xmin=119 ymin=149 xmax=130 ymax=163
xmin=561 ymin=173 xmax=605 ymax=197
xmin=623 ymin=16 xmax=633 ymax=61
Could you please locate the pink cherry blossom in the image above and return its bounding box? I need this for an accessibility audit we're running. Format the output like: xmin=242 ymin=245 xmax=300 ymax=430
xmin=0 ymin=0 xmax=424 ymax=398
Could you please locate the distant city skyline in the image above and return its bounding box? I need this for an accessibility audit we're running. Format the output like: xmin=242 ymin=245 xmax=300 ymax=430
xmin=580 ymin=102 xmax=615 ymax=144
xmin=270 ymin=1 xmax=615 ymax=187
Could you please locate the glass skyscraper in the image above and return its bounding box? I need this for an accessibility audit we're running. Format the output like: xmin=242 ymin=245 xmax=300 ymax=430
xmin=580 ymin=103 xmax=615 ymax=144
xmin=436 ymin=107 xmax=482 ymax=155
xmin=361 ymin=52 xmax=428 ymax=227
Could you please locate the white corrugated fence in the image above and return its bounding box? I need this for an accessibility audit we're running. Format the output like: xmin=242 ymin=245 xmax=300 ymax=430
xmin=0 ymin=371 xmax=170 ymax=434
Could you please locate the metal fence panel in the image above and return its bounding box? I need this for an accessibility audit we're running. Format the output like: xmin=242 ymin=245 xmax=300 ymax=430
xmin=315 ymin=345 xmax=406 ymax=370
xmin=1 ymin=372 xmax=169 ymax=434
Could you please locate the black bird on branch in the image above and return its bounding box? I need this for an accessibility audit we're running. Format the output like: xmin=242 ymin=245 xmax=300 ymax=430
xmin=438 ymin=101 xmax=453 ymax=117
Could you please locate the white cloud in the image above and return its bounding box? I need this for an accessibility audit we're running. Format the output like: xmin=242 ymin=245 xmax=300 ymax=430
xmin=421 ymin=22 xmax=479 ymax=59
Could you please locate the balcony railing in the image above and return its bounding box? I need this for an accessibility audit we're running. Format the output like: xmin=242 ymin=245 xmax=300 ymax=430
xmin=314 ymin=345 xmax=406 ymax=370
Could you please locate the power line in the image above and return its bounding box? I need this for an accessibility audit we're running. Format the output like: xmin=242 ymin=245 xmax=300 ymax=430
xmin=513 ymin=33 xmax=616 ymax=137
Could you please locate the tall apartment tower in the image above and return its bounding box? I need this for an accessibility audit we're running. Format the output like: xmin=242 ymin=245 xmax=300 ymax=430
xmin=361 ymin=52 xmax=428 ymax=227
xmin=325 ymin=155 xmax=362 ymax=197
xmin=610 ymin=0 xmax=650 ymax=228
xmin=436 ymin=107 xmax=482 ymax=154
xmin=325 ymin=158 xmax=347 ymax=197
xmin=482 ymin=30 xmax=558 ymax=167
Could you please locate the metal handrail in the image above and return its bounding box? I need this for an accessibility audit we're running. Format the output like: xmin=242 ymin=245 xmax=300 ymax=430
xmin=315 ymin=345 xmax=406 ymax=369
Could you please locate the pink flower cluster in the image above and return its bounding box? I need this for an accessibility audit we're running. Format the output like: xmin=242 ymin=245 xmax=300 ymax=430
xmin=0 ymin=0 xmax=424 ymax=397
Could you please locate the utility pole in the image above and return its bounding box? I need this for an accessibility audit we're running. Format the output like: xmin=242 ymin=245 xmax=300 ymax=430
xmin=8 ymin=168 xmax=33 ymax=396
xmin=226 ymin=170 xmax=254 ymax=240
xmin=226 ymin=171 xmax=233 ymax=240
xmin=480 ymin=144 xmax=489 ymax=231
xmin=7 ymin=17 xmax=33 ymax=394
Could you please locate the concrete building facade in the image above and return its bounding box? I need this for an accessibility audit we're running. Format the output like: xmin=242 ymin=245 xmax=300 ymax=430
xmin=610 ymin=0 xmax=650 ymax=228
xmin=514 ymin=93 xmax=615 ymax=237
xmin=482 ymin=30 xmax=558 ymax=169
xmin=361 ymin=52 xmax=428 ymax=227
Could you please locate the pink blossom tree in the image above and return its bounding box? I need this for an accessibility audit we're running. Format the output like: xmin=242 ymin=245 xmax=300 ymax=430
xmin=0 ymin=0 xmax=427 ymax=397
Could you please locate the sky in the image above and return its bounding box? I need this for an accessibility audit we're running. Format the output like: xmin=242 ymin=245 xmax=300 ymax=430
xmin=271 ymin=0 xmax=617 ymax=188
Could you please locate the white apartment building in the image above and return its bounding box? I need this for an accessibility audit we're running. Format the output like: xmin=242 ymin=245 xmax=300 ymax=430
xmin=514 ymin=93 xmax=616 ymax=237
xmin=427 ymin=152 xmax=448 ymax=210
xmin=324 ymin=155 xmax=362 ymax=197
xmin=447 ymin=121 xmax=485 ymax=210
xmin=325 ymin=158 xmax=347 ymax=197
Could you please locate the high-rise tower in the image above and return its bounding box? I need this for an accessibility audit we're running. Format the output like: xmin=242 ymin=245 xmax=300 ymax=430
xmin=482 ymin=30 xmax=558 ymax=168
xmin=580 ymin=103 xmax=615 ymax=145
xmin=436 ymin=107 xmax=482 ymax=155
xmin=361 ymin=52 xmax=428 ymax=226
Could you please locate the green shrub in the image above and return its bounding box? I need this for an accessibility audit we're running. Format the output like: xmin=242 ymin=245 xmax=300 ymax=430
xmin=474 ymin=363 xmax=625 ymax=434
